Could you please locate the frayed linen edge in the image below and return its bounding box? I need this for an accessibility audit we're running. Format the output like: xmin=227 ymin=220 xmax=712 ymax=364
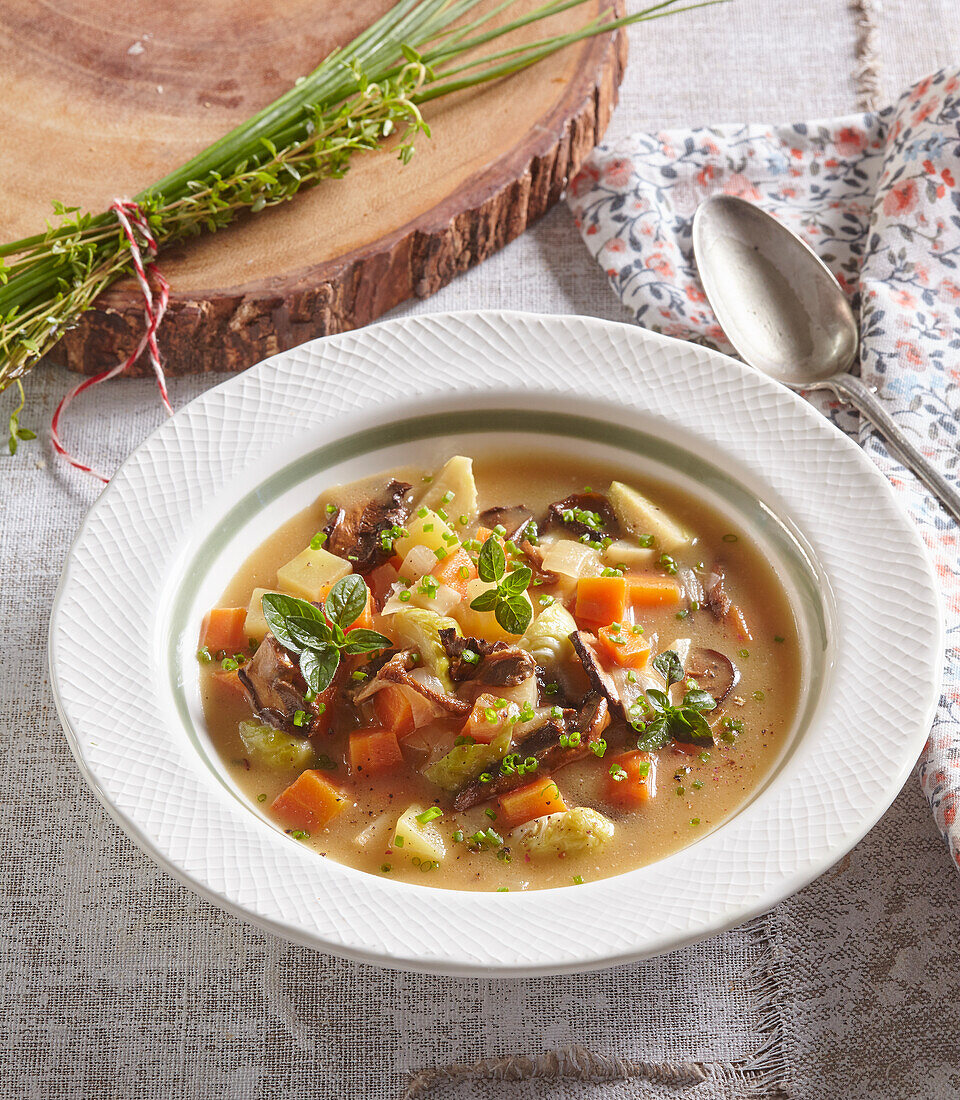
xmin=401 ymin=911 xmax=792 ymax=1100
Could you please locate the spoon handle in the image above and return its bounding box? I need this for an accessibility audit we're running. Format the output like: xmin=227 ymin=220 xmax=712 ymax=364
xmin=815 ymin=374 xmax=960 ymax=526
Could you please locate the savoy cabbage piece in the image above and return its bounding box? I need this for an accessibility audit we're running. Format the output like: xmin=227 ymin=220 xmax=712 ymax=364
xmin=510 ymin=806 xmax=615 ymax=856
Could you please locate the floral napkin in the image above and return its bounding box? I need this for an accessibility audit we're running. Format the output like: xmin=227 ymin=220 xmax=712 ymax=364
xmin=568 ymin=68 xmax=960 ymax=872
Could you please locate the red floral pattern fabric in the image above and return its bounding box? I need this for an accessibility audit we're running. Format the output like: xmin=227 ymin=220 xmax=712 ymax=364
xmin=569 ymin=68 xmax=960 ymax=872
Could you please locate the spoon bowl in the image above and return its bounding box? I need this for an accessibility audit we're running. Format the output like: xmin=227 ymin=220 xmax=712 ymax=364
xmin=692 ymin=193 xmax=960 ymax=526
xmin=692 ymin=195 xmax=858 ymax=385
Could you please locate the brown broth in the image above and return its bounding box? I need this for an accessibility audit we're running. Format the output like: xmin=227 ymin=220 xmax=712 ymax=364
xmin=201 ymin=451 xmax=801 ymax=891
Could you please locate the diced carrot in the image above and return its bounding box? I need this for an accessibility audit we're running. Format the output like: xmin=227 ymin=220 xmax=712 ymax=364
xmin=374 ymin=685 xmax=416 ymax=738
xmin=432 ymin=547 xmax=478 ymax=597
xmin=461 ymin=692 xmax=519 ymax=744
xmin=626 ymin=575 xmax=682 ymax=609
xmin=349 ymin=727 xmax=404 ymax=776
xmin=272 ymin=769 xmax=346 ymax=831
xmin=605 ymin=750 xmax=657 ymax=807
xmin=597 ymin=624 xmax=652 ymax=668
xmin=498 ymin=777 xmax=567 ymax=828
xmin=727 ymin=602 xmax=753 ymax=641
xmin=308 ymin=678 xmax=338 ymax=737
xmin=389 ymin=553 xmax=404 ymax=572
xmin=200 ymin=607 xmax=248 ymax=655
xmin=575 ymin=575 xmax=627 ymax=628
xmin=211 ymin=668 xmax=250 ymax=701
xmin=475 ymin=526 xmax=495 ymax=542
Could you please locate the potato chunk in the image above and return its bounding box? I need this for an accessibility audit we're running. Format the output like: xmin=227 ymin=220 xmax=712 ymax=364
xmin=276 ymin=545 xmax=351 ymax=601
xmin=456 ymin=578 xmax=533 ymax=643
xmin=608 ymin=481 xmax=691 ymax=552
xmin=244 ymin=587 xmax=282 ymax=643
xmin=393 ymin=508 xmax=458 ymax=560
xmin=394 ymin=804 xmax=446 ymax=864
xmin=418 ymin=455 xmax=478 ymax=521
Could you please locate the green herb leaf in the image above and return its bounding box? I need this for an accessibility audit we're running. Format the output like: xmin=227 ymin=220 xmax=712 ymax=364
xmin=477 ymin=535 xmax=505 ymax=584
xmin=498 ymin=564 xmax=532 ymax=597
xmin=299 ymin=645 xmax=340 ymax=694
xmin=286 ymin=614 xmax=334 ymax=650
xmin=324 ymin=574 xmax=368 ymax=628
xmin=652 ymin=649 xmax=684 ymax=689
xmin=682 ymin=688 xmax=717 ymax=713
xmin=645 ymin=688 xmax=670 ymax=714
xmin=495 ymin=595 xmax=532 ymax=635
xmin=340 ymin=628 xmax=392 ymax=654
xmin=469 ymin=589 xmax=500 ymax=613
xmin=636 ymin=716 xmax=672 ymax=752
xmin=672 ymin=709 xmax=713 ymax=745
xmin=261 ymin=593 xmax=324 ymax=652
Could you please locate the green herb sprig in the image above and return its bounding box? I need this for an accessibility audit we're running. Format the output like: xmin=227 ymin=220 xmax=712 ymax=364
xmin=469 ymin=535 xmax=532 ymax=634
xmin=635 ymin=650 xmax=717 ymax=751
xmin=261 ymin=575 xmax=390 ymax=694
xmin=0 ymin=0 xmax=721 ymax=443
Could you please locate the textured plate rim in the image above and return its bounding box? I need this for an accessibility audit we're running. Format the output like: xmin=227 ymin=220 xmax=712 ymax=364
xmin=48 ymin=310 xmax=943 ymax=975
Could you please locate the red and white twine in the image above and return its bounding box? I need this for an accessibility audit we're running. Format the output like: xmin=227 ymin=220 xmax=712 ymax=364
xmin=50 ymin=198 xmax=172 ymax=483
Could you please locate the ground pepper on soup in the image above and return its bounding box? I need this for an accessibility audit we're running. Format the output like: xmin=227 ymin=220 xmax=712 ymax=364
xmin=198 ymin=452 xmax=800 ymax=891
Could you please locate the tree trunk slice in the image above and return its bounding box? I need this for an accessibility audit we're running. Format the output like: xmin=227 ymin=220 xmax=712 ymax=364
xmin=0 ymin=0 xmax=626 ymax=376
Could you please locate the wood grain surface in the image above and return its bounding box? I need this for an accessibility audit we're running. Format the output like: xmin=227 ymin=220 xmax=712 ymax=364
xmin=0 ymin=0 xmax=625 ymax=374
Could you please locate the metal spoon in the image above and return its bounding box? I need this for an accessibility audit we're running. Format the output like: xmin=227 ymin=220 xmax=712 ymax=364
xmin=692 ymin=193 xmax=960 ymax=525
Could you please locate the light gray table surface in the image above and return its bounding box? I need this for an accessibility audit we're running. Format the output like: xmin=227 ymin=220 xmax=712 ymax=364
xmin=3 ymin=2 xmax=960 ymax=1097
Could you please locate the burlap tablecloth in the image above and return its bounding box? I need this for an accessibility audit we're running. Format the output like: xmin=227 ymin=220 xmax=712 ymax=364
xmin=3 ymin=2 xmax=960 ymax=1097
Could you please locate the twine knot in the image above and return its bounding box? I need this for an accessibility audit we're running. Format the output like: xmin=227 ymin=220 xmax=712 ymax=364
xmin=50 ymin=198 xmax=171 ymax=483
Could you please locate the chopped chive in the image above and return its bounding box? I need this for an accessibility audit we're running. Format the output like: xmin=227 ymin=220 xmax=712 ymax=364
xmin=572 ymin=875 xmax=584 ymax=885
xmin=292 ymin=709 xmax=306 ymax=727
xmin=416 ymin=806 xmax=443 ymax=824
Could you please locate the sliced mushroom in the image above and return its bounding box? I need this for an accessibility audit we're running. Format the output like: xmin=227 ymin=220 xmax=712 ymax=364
xmin=686 ymin=647 xmax=740 ymax=706
xmin=356 ymin=650 xmax=471 ymax=716
xmin=547 ymin=492 xmax=619 ymax=540
xmin=569 ymin=630 xmax=624 ymax=719
xmin=453 ymin=692 xmax=610 ymax=810
xmin=518 ymin=539 xmax=557 ymax=583
xmin=478 ymin=505 xmax=536 ymax=540
xmin=702 ymin=563 xmax=753 ymax=640
xmin=322 ymin=478 xmax=412 ymax=574
xmin=238 ymin=635 xmax=329 ymax=736
xmin=438 ymin=627 xmax=536 ymax=687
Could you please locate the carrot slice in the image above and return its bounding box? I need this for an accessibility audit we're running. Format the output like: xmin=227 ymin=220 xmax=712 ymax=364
xmin=272 ymin=769 xmax=346 ymax=831
xmin=461 ymin=692 xmax=518 ymax=744
xmin=431 ymin=547 xmax=478 ymax=597
xmin=605 ymin=750 xmax=657 ymax=807
xmin=349 ymin=728 xmax=404 ymax=776
xmin=597 ymin=624 xmax=651 ymax=668
xmin=575 ymin=575 xmax=627 ymax=628
xmin=200 ymin=607 xmax=248 ymax=654
xmin=498 ymin=777 xmax=567 ymax=828
xmin=626 ymin=575 xmax=683 ymax=608
xmin=373 ymin=685 xmax=416 ymax=738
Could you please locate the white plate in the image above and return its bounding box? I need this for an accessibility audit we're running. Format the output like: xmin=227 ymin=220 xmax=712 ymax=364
xmin=49 ymin=311 xmax=943 ymax=975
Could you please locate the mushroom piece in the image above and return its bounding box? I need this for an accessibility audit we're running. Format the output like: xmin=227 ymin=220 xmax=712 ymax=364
xmin=238 ymin=635 xmax=328 ymax=736
xmin=322 ymin=478 xmax=413 ymax=574
xmin=453 ymin=692 xmax=610 ymax=810
xmin=438 ymin=627 xmax=536 ymax=687
xmin=685 ymin=647 xmax=740 ymax=706
xmin=478 ymin=505 xmax=536 ymax=540
xmin=569 ymin=630 xmax=624 ymax=719
xmin=518 ymin=539 xmax=557 ymax=583
xmin=701 ymin=563 xmax=753 ymax=639
xmin=356 ymin=650 xmax=471 ymax=716
xmin=547 ymin=491 xmax=619 ymax=540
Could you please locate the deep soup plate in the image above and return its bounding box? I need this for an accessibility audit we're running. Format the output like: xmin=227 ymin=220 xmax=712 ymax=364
xmin=49 ymin=310 xmax=943 ymax=975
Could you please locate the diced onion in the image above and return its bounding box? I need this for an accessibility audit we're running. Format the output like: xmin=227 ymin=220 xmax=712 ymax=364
xmin=540 ymin=539 xmax=602 ymax=579
xmin=678 ymin=567 xmax=703 ymax=606
xmin=381 ymin=581 xmax=461 ymax=617
xmin=399 ymin=544 xmax=440 ymax=582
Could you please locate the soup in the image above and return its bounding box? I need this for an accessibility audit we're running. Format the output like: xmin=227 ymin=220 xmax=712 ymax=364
xmin=198 ymin=451 xmax=800 ymax=891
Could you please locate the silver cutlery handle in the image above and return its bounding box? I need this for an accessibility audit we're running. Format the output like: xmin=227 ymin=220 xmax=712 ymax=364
xmin=812 ymin=374 xmax=960 ymax=526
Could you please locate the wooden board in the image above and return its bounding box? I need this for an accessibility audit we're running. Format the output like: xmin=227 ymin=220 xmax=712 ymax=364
xmin=0 ymin=0 xmax=625 ymax=376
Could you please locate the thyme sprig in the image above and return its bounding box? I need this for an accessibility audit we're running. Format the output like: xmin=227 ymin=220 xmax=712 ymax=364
xmin=0 ymin=0 xmax=722 ymax=444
